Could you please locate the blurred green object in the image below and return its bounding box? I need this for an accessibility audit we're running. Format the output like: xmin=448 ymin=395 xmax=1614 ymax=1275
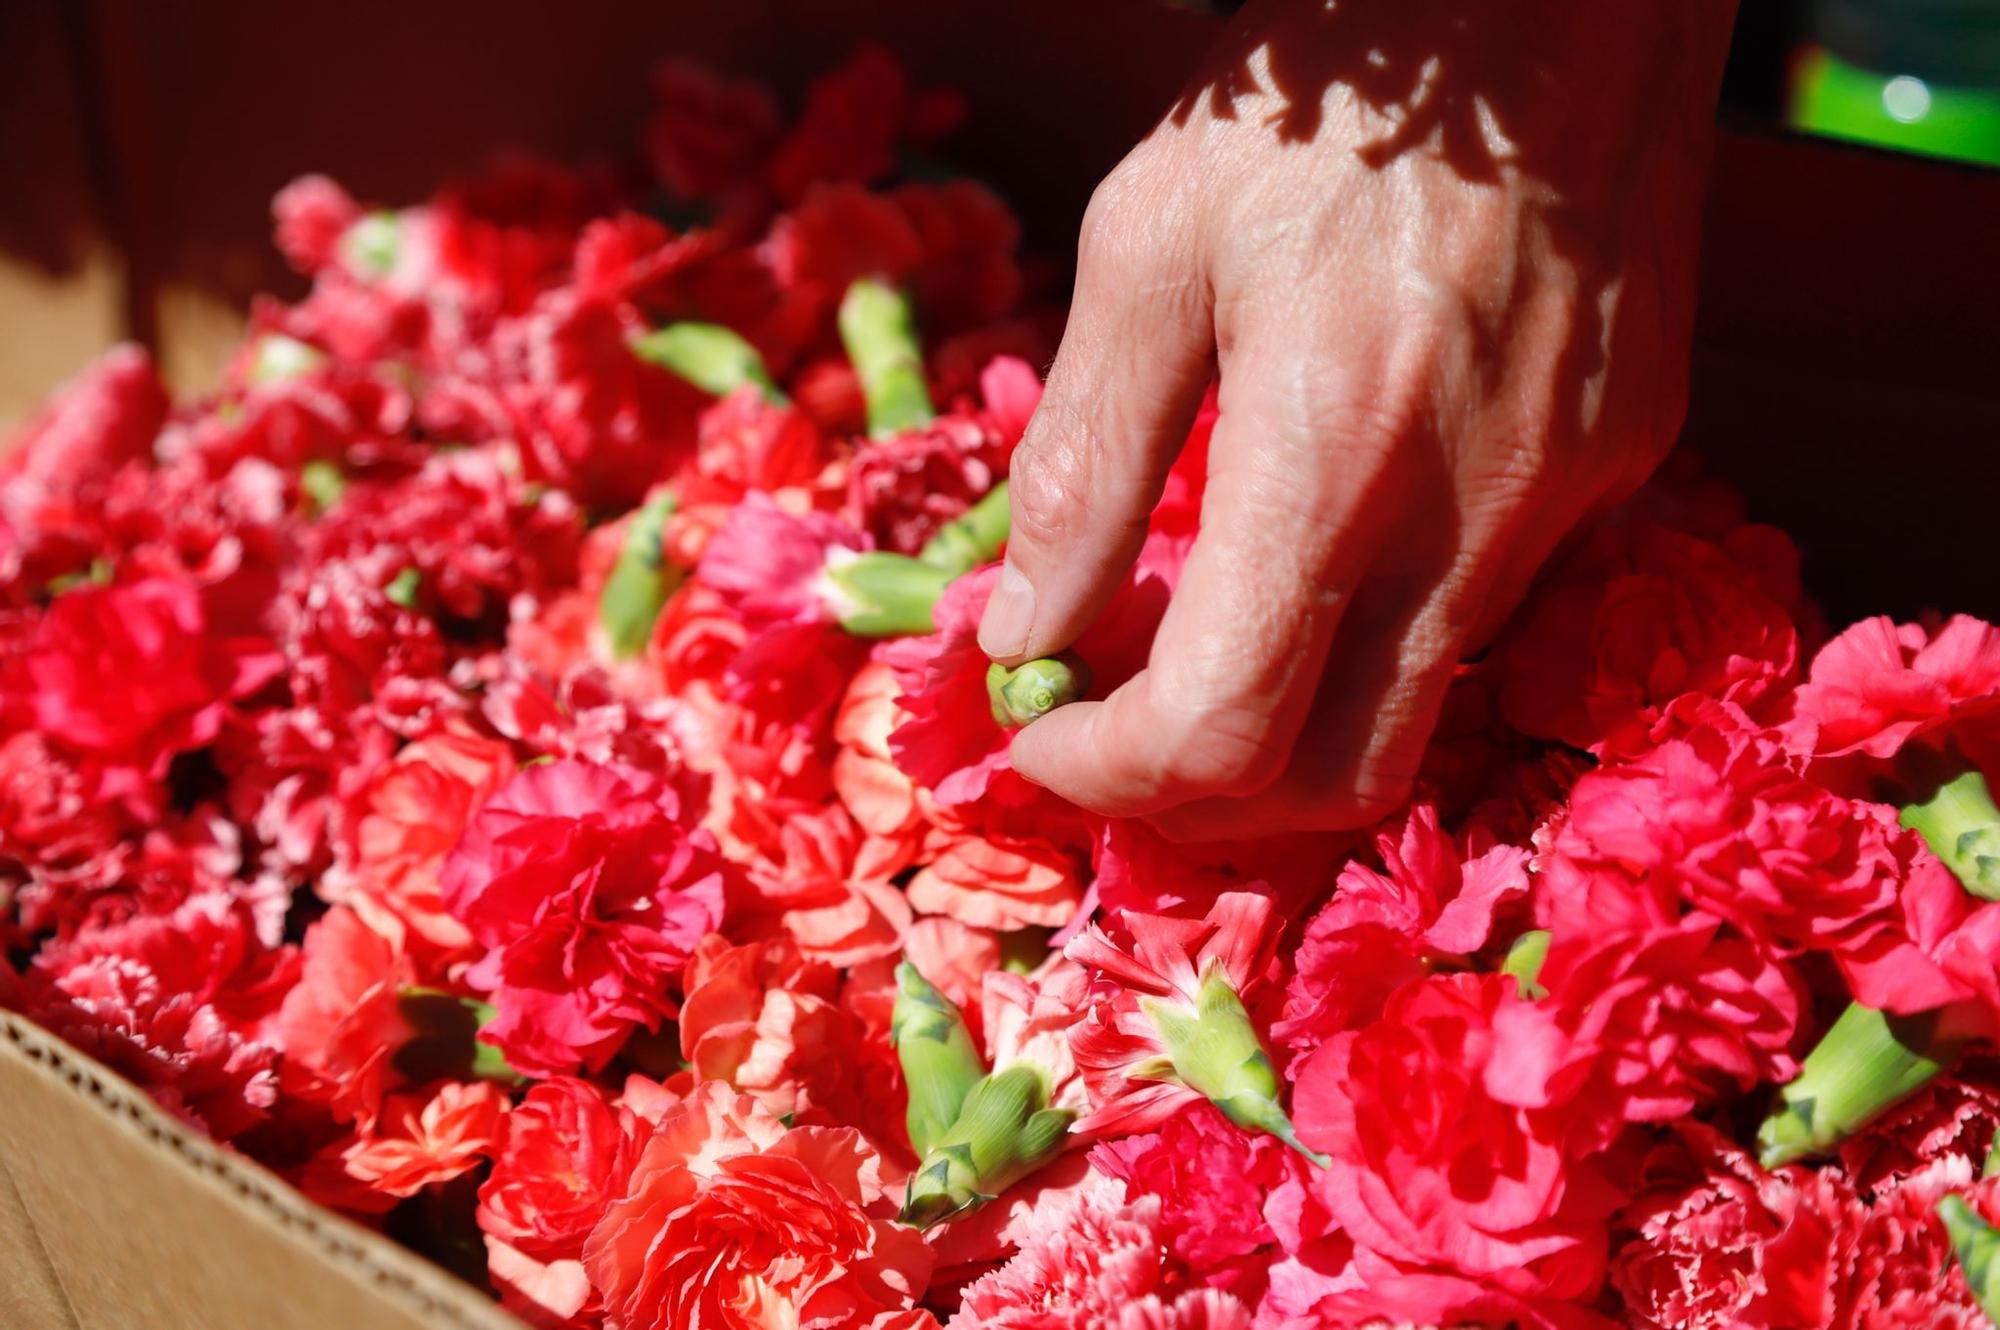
xmin=1789 ymin=0 xmax=2000 ymax=167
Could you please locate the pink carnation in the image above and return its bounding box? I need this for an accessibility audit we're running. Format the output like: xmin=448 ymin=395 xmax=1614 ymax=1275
xmin=947 ymin=1178 xmax=1253 ymax=1330
xmin=1066 ymin=891 xmax=1282 ymax=1136
xmin=1090 ymin=1102 xmax=1298 ymax=1300
xmin=1793 ymin=614 xmax=2000 ymax=760
xmin=1289 ymin=972 xmax=1616 ymax=1329
xmin=440 ymin=760 xmax=728 ymax=1075
xmin=1276 ymin=805 xmax=1527 ymax=1057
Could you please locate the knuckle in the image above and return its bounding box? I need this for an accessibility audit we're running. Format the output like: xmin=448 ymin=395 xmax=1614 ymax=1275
xmin=1007 ymin=434 xmax=1088 ymax=547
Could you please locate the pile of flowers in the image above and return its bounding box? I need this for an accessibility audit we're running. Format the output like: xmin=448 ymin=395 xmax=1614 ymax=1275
xmin=5 ymin=47 xmax=2000 ymax=1330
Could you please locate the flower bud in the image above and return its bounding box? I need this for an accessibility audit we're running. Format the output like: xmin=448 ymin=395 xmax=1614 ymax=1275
xmin=820 ymin=549 xmax=954 ymax=637
xmin=838 ymin=278 xmax=934 ymax=438
xmin=1143 ymin=968 xmax=1328 ymax=1166
xmin=1938 ymin=1194 xmax=2000 ymax=1321
xmin=920 ymin=481 xmax=1011 ymax=576
xmin=986 ymin=654 xmax=1090 ymax=728
xmin=631 ymin=322 xmax=786 ymax=404
xmin=1756 ymin=1001 xmax=1959 ymax=1168
xmin=599 ymin=491 xmax=683 ymax=659
xmin=891 ymin=962 xmax=986 ymax=1157
xmin=1901 ymin=767 xmax=2000 ymax=900
xmin=898 ymin=1062 xmax=1072 ymax=1230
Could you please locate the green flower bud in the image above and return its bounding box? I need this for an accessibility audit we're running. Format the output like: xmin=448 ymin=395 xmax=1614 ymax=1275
xmin=1143 ymin=968 xmax=1328 ymax=1166
xmin=1938 ymin=1194 xmax=2000 ymax=1321
xmin=821 ymin=550 xmax=954 ymax=637
xmin=1901 ymin=768 xmax=2000 ymax=900
xmin=891 ymin=962 xmax=987 ymax=1158
xmin=838 ymin=278 xmax=934 ymax=438
xmin=630 ymin=322 xmax=786 ymax=404
xmin=919 ymin=481 xmax=1011 ymax=576
xmin=899 ymin=1063 xmax=1072 ymax=1229
xmin=1756 ymin=1001 xmax=1960 ymax=1168
xmin=598 ymin=492 xmax=683 ymax=659
xmin=1502 ymin=929 xmax=1552 ymax=1000
xmin=986 ymin=654 xmax=1090 ymax=728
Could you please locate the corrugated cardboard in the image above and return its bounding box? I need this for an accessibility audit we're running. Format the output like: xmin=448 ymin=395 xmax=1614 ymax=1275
xmin=0 ymin=1010 xmax=523 ymax=1330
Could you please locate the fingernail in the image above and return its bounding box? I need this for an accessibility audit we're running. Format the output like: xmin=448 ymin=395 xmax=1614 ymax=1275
xmin=979 ymin=560 xmax=1035 ymax=660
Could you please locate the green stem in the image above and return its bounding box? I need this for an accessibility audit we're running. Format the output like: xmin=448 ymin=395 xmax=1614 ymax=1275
xmin=631 ymin=323 xmax=786 ymax=404
xmin=1756 ymin=1002 xmax=1960 ymax=1168
xmin=1901 ymin=767 xmax=2000 ymax=900
xmin=920 ymin=481 xmax=1011 ymax=575
xmin=838 ymin=278 xmax=934 ymax=438
xmin=821 ymin=550 xmax=953 ymax=637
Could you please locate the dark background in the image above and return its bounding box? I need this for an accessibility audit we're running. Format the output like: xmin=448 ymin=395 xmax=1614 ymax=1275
xmin=1 ymin=0 xmax=1995 ymax=621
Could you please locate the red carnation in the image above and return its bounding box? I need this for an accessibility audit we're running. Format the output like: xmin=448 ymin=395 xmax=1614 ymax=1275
xmin=1492 ymin=915 xmax=1805 ymax=1132
xmin=440 ymin=760 xmax=728 ymax=1075
xmin=13 ymin=575 xmax=280 ymax=813
xmin=1498 ymin=520 xmax=1802 ymax=757
xmin=1793 ymin=613 xmax=2000 ymax=762
xmin=1277 ymin=805 xmax=1527 ymax=1058
xmin=478 ymin=1077 xmax=644 ymax=1328
xmin=847 ymin=414 xmax=1010 ymax=556
xmin=1290 ymin=971 xmax=1618 ymax=1330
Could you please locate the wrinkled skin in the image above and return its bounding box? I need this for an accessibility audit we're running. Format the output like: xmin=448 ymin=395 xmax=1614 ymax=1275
xmin=982 ymin=0 xmax=1740 ymax=837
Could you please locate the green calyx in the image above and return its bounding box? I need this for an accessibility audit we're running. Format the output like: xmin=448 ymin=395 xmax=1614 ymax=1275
xmin=1939 ymin=1194 xmax=2000 ymax=1321
xmin=599 ymin=492 xmax=683 ymax=660
xmin=838 ymin=277 xmax=935 ymax=439
xmin=249 ymin=334 xmax=326 ymax=386
xmin=1501 ymin=930 xmax=1552 ymax=1001
xmin=919 ymin=481 xmax=1011 ymax=576
xmin=1142 ymin=968 xmax=1327 ymax=1167
xmin=821 ymin=549 xmax=953 ymax=637
xmin=630 ymin=323 xmax=786 ymax=404
xmin=341 ymin=210 xmax=401 ymax=280
xmin=385 ymin=567 xmax=423 ymax=609
xmin=1756 ymin=1001 xmax=1960 ymax=1168
xmin=393 ymin=988 xmax=521 ymax=1086
xmin=899 ymin=1062 xmax=1072 ymax=1230
xmin=299 ymin=459 xmax=346 ymax=516
xmin=1901 ymin=767 xmax=2000 ymax=900
xmin=986 ymin=654 xmax=1090 ymax=728
xmin=891 ymin=962 xmax=987 ymax=1158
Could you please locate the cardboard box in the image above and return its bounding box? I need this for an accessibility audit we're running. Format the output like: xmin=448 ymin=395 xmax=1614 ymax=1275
xmin=0 ymin=1010 xmax=522 ymax=1330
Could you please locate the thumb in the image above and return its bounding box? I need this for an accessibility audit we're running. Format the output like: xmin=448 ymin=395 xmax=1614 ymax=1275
xmin=978 ymin=183 xmax=1213 ymax=664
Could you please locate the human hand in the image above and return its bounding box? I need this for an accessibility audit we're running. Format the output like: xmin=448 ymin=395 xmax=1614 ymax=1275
xmin=980 ymin=0 xmax=1740 ymax=838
